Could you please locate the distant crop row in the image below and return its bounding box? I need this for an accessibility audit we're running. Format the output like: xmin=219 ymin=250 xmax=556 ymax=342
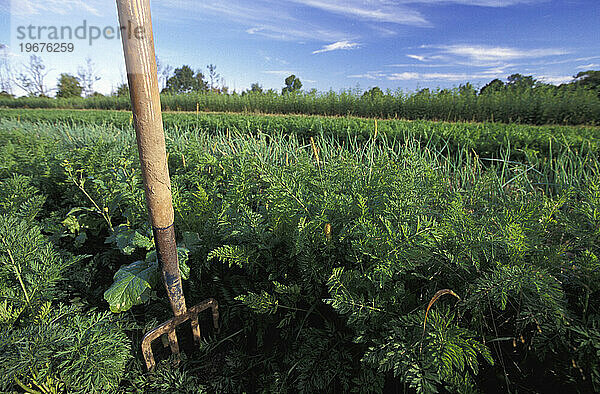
xmin=1 ymin=87 xmax=599 ymax=125
xmin=2 ymin=108 xmax=599 ymax=164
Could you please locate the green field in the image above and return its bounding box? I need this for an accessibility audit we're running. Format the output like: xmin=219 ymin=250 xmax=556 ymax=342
xmin=0 ymin=110 xmax=599 ymax=392
xmin=1 ymin=84 xmax=599 ymax=125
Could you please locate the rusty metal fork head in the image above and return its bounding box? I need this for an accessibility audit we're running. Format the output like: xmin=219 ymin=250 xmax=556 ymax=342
xmin=141 ymin=226 xmax=219 ymax=371
xmin=141 ymin=298 xmax=219 ymax=370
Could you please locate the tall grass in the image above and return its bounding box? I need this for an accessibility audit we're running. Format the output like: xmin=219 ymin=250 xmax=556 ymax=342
xmin=2 ymin=108 xmax=599 ymax=164
xmin=1 ymin=86 xmax=599 ymax=125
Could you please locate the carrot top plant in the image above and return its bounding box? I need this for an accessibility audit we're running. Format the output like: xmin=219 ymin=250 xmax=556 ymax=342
xmin=0 ymin=116 xmax=598 ymax=392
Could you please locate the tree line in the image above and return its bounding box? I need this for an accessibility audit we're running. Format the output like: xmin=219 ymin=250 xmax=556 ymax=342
xmin=0 ymin=50 xmax=307 ymax=99
xmin=1 ymin=49 xmax=598 ymax=101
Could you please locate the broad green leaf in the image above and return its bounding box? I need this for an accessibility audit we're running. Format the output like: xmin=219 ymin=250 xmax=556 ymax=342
xmin=103 ymin=260 xmax=159 ymax=313
xmin=106 ymin=224 xmax=154 ymax=255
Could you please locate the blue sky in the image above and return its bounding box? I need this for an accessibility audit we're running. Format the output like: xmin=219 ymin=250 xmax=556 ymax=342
xmin=1 ymin=0 xmax=599 ymax=95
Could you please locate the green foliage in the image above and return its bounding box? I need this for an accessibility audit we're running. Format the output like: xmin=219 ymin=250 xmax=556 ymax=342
xmin=363 ymin=309 xmax=492 ymax=393
xmin=362 ymin=86 xmax=384 ymax=98
xmin=163 ymin=65 xmax=208 ymax=94
xmin=480 ymin=78 xmax=505 ymax=95
xmin=235 ymin=290 xmax=279 ymax=314
xmin=105 ymin=224 xmax=154 ymax=255
xmin=0 ymin=116 xmax=599 ymax=392
xmin=103 ymin=259 xmax=159 ymax=313
xmin=56 ymin=73 xmax=82 ymax=98
xmin=0 ymin=214 xmax=82 ymax=326
xmin=282 ymin=74 xmax=302 ymax=94
xmin=574 ymin=70 xmax=600 ymax=96
xmin=0 ymin=304 xmax=131 ymax=393
xmin=2 ymin=77 xmax=600 ymax=124
xmin=104 ymin=247 xmax=191 ymax=313
xmin=114 ymin=83 xmax=129 ymax=97
xmin=3 ymin=109 xmax=600 ymax=166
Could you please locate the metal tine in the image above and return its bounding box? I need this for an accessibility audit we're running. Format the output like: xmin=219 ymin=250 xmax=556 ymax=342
xmin=141 ymin=298 xmax=220 ymax=370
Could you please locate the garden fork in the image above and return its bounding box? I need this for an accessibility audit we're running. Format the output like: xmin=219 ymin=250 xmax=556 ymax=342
xmin=116 ymin=0 xmax=219 ymax=371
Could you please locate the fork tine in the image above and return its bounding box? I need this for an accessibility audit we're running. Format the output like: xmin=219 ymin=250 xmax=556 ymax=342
xmin=191 ymin=314 xmax=202 ymax=344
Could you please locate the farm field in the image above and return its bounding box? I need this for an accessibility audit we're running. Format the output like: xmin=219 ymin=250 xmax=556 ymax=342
xmin=1 ymin=86 xmax=599 ymax=126
xmin=0 ymin=110 xmax=599 ymax=392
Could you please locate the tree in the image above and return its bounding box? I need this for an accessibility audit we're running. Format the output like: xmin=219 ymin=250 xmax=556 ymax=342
xmin=248 ymin=82 xmax=263 ymax=94
xmin=77 ymin=57 xmax=101 ymax=97
xmin=14 ymin=55 xmax=50 ymax=97
xmin=362 ymin=86 xmax=383 ymax=99
xmin=479 ymin=79 xmax=505 ymax=95
xmin=56 ymin=73 xmax=82 ymax=98
xmin=206 ymin=64 xmax=220 ymax=91
xmin=114 ymin=83 xmax=129 ymax=97
xmin=163 ymin=65 xmax=207 ymax=94
xmin=282 ymin=74 xmax=302 ymax=94
xmin=507 ymin=74 xmax=535 ymax=91
xmin=458 ymin=82 xmax=477 ymax=96
xmin=573 ymin=70 xmax=600 ymax=96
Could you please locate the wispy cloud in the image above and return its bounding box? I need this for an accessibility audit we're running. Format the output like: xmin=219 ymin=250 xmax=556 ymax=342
xmin=287 ymin=0 xmax=542 ymax=28
xmin=387 ymin=71 xmax=500 ymax=81
xmin=407 ymin=54 xmax=427 ymax=62
xmin=434 ymin=44 xmax=568 ymax=62
xmin=156 ymin=0 xmax=352 ymax=42
xmin=288 ymin=0 xmax=430 ymax=26
xmin=246 ymin=25 xmax=347 ymax=42
xmin=349 ymin=68 xmax=572 ymax=86
xmin=312 ymin=41 xmax=360 ymax=54
xmin=263 ymin=70 xmax=296 ymax=76
xmin=14 ymin=0 xmax=102 ymax=16
xmin=347 ymin=71 xmax=388 ymax=80
xmin=261 ymin=53 xmax=290 ymax=66
xmin=398 ymin=0 xmax=543 ymax=6
xmin=151 ymin=1 xmax=548 ymax=45
xmin=577 ymin=64 xmax=600 ymax=70
xmin=350 ymin=69 xmax=507 ymax=81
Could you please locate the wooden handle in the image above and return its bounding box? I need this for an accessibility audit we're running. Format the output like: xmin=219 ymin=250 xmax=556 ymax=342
xmin=117 ymin=0 xmax=186 ymax=318
xmin=116 ymin=0 xmax=173 ymax=229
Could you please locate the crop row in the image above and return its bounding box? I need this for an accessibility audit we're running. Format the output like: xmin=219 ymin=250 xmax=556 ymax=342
xmin=1 ymin=108 xmax=599 ymax=164
xmin=1 ymin=87 xmax=599 ymax=125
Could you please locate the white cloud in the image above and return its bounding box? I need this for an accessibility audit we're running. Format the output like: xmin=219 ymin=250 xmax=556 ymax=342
xmin=387 ymin=62 xmax=453 ymax=68
xmin=157 ymin=0 xmax=349 ymax=42
xmin=312 ymin=41 xmax=360 ymax=54
xmin=287 ymin=0 xmax=543 ymax=28
xmin=287 ymin=0 xmax=430 ymax=26
xmin=436 ymin=45 xmax=567 ymax=62
xmin=348 ymin=71 xmax=387 ymax=80
xmin=577 ymin=64 xmax=600 ymax=70
xmin=349 ymin=68 xmax=576 ymax=86
xmin=350 ymin=69 xmax=507 ymax=81
xmin=399 ymin=0 xmax=542 ymax=6
xmin=247 ymin=25 xmax=347 ymax=42
xmin=263 ymin=70 xmax=296 ymax=76
xmin=14 ymin=0 xmax=103 ymax=16
xmin=407 ymin=54 xmax=427 ymax=62
xmin=574 ymin=56 xmax=600 ymax=62
xmin=388 ymin=72 xmax=422 ymax=80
